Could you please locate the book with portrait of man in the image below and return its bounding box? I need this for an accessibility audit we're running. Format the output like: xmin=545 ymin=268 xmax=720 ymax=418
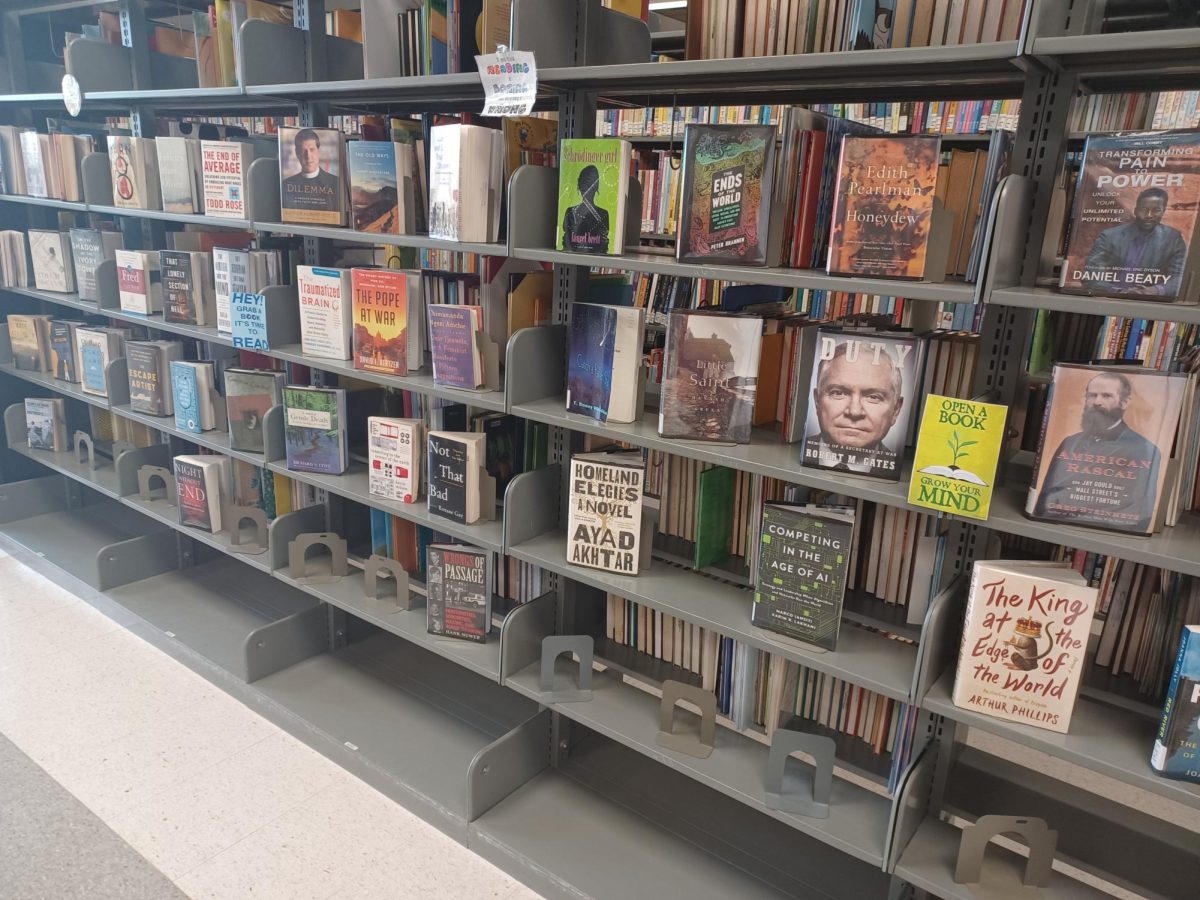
xmin=800 ymin=328 xmax=922 ymax=481
xmin=1059 ymin=130 xmax=1200 ymax=302
xmin=278 ymin=125 xmax=346 ymax=226
xmin=1026 ymin=363 xmax=1186 ymax=535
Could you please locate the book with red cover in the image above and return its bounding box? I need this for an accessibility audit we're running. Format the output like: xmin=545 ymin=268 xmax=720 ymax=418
xmin=352 ymin=268 xmax=410 ymax=376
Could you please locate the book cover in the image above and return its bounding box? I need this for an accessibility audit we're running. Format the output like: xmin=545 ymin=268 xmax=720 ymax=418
xmin=126 ymin=342 xmax=168 ymax=415
xmin=677 ymin=124 xmax=776 ymax=265
xmin=201 ymin=140 xmax=249 ymax=218
xmin=25 ymin=397 xmax=64 ymax=451
xmin=1152 ymin=625 xmax=1200 ymax=782
xmin=801 ymin=330 xmax=922 ymax=481
xmin=428 ymin=304 xmax=483 ymax=389
xmin=908 ymin=394 xmax=1006 ymax=520
xmin=557 ymin=139 xmax=631 ymax=254
xmin=49 ymin=320 xmax=81 ymax=382
xmin=565 ymin=303 xmax=643 ymax=424
xmin=502 ymin=115 xmax=558 ymax=178
xmin=160 ymin=250 xmax=202 ymax=325
xmin=171 ymin=360 xmax=203 ymax=433
xmin=427 ymin=545 xmax=491 ymax=642
xmin=1026 ymin=364 xmax=1186 ymax=534
xmin=69 ymin=228 xmax=120 ymax=301
xmin=566 ymin=450 xmax=645 ymax=575
xmin=115 ymin=249 xmax=160 ymax=315
xmin=230 ymin=291 xmax=269 ymax=351
xmin=28 ymin=230 xmax=73 ymax=293
xmin=1060 ymin=130 xmax=1200 ymax=301
xmin=368 ymin=416 xmax=421 ymax=502
xmin=108 ymin=135 xmax=160 ymax=210
xmin=659 ymin=310 xmax=763 ymax=443
xmin=480 ymin=413 xmax=524 ymax=496
xmin=20 ymin=130 xmax=46 ymax=197
xmin=826 ymin=135 xmax=941 ymax=279
xmin=351 ymin=268 xmax=409 ymax=376
xmin=155 ymin=136 xmax=199 ymax=214
xmin=213 ymin=247 xmax=250 ymax=335
xmin=225 ymin=367 xmax=284 ymax=452
xmin=751 ymin=503 xmax=854 ymax=650
xmin=427 ymin=431 xmax=485 ymax=524
xmin=693 ymin=465 xmax=735 ymax=569
xmin=9 ymin=314 xmax=48 ymax=371
xmin=298 ymin=266 xmax=353 ymax=359
xmin=175 ymin=456 xmax=218 ymax=531
xmin=279 ymin=126 xmax=345 ymax=226
xmin=952 ymin=560 xmax=1099 ymax=734
xmin=75 ymin=327 xmax=110 ymax=395
xmin=283 ymin=385 xmax=347 ymax=474
xmin=347 ymin=141 xmax=411 ymax=234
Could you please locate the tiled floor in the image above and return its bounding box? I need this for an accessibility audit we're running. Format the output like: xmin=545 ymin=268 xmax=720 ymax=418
xmin=0 ymin=544 xmax=540 ymax=900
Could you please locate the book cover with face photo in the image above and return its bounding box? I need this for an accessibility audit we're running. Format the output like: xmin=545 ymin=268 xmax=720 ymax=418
xmin=1060 ymin=130 xmax=1200 ymax=301
xmin=1025 ymin=364 xmax=1186 ymax=534
xmin=278 ymin=126 xmax=346 ymax=226
xmin=800 ymin=329 xmax=922 ymax=481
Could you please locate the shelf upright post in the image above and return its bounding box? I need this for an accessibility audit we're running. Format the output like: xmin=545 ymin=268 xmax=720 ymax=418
xmin=294 ymin=0 xmax=333 ymax=270
xmin=119 ymin=0 xmax=152 ymax=93
xmin=0 ymin=11 xmax=26 ymax=100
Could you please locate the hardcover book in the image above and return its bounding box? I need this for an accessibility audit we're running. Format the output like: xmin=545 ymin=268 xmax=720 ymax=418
xmin=427 ymin=430 xmax=487 ymax=524
xmin=19 ymin=130 xmax=46 ymax=197
xmin=213 ymin=247 xmax=249 ymax=336
xmin=174 ymin=454 xmax=230 ymax=532
xmin=566 ymin=450 xmax=645 ymax=575
xmin=801 ymin=329 xmax=922 ymax=481
xmin=428 ymin=304 xmax=484 ymax=389
xmin=49 ymin=320 xmax=84 ymax=382
xmin=160 ymin=250 xmax=213 ymax=325
xmin=1060 ymin=130 xmax=1200 ymax=302
xmin=28 ymin=230 xmax=74 ymax=293
xmin=952 ymin=560 xmax=1098 ymax=734
xmin=427 ymin=123 xmax=503 ymax=243
xmin=556 ymin=138 xmax=631 ymax=254
xmin=69 ymin=228 xmax=122 ymax=301
xmin=126 ymin=340 xmax=182 ymax=416
xmin=279 ymin=126 xmax=346 ymax=226
xmin=427 ymin=544 xmax=491 ymax=643
xmin=25 ymin=397 xmax=66 ymax=451
xmin=75 ymin=326 xmax=120 ymax=396
xmin=283 ymin=385 xmax=348 ymax=474
xmin=225 ymin=367 xmax=285 ymax=452
xmin=565 ymin=302 xmax=644 ymax=424
xmin=1026 ymin=364 xmax=1186 ymax=534
xmin=8 ymin=314 xmax=50 ymax=371
xmin=171 ymin=360 xmax=217 ymax=433
xmin=751 ymin=503 xmax=855 ymax=650
xmin=347 ymin=140 xmax=416 ymax=234
xmin=1152 ymin=625 xmax=1200 ymax=782
xmin=155 ymin=136 xmax=202 ymax=214
xmin=351 ymin=268 xmax=412 ymax=376
xmin=826 ymin=134 xmax=942 ymax=279
xmin=114 ymin=249 xmax=162 ymax=315
xmin=368 ymin=416 xmax=421 ymax=503
xmin=107 ymin=135 xmax=161 ymax=210
xmin=659 ymin=310 xmax=763 ymax=443
xmin=298 ymin=266 xmax=353 ymax=359
xmin=908 ymin=394 xmax=1007 ymax=520
xmin=201 ymin=140 xmax=251 ymax=218
xmin=677 ymin=124 xmax=777 ymax=265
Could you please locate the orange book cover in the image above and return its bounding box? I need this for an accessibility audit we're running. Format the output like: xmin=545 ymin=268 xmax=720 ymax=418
xmin=826 ymin=135 xmax=941 ymax=279
xmin=351 ymin=268 xmax=409 ymax=376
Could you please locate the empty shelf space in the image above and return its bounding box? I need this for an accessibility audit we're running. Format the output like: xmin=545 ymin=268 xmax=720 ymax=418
xmin=11 ymin=443 xmax=122 ymax=498
xmin=110 ymin=405 xmax=264 ymax=466
xmin=0 ymin=364 xmax=107 ymax=408
xmin=119 ymin=495 xmax=274 ymax=574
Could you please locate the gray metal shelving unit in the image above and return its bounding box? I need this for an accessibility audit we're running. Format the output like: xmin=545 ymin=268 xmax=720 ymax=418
xmin=1 ymin=0 xmax=1198 ymax=897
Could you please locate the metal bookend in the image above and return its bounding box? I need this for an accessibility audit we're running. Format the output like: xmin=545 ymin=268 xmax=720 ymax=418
xmin=363 ymin=555 xmax=415 ymax=612
xmin=656 ymin=681 xmax=716 ymax=760
xmin=763 ymin=729 xmax=835 ymax=819
xmin=137 ymin=465 xmax=176 ymax=504
xmin=954 ymin=815 xmax=1058 ymax=887
xmin=538 ymin=635 xmax=594 ymax=703
xmin=74 ymin=431 xmax=97 ymax=469
xmin=287 ymin=532 xmax=349 ymax=584
xmin=227 ymin=506 xmax=269 ymax=555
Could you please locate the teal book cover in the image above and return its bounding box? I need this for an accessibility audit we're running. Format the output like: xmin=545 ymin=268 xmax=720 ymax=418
xmin=171 ymin=361 xmax=203 ymax=434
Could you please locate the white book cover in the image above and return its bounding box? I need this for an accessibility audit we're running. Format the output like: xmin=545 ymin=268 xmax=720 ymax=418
xmin=19 ymin=130 xmax=47 ymax=198
xmin=114 ymin=249 xmax=162 ymax=314
xmin=201 ymin=140 xmax=251 ymax=218
xmin=297 ymin=265 xmax=353 ymax=359
xmin=566 ymin=451 xmax=645 ymax=575
xmin=427 ymin=124 xmax=461 ymax=241
xmin=155 ymin=136 xmax=201 ymax=214
xmin=367 ymin=416 xmax=421 ymax=503
xmin=28 ymin=230 xmax=74 ymax=293
xmin=108 ymin=136 xmax=162 ymax=210
xmin=213 ymin=247 xmax=251 ymax=335
xmin=952 ymin=560 xmax=1099 ymax=734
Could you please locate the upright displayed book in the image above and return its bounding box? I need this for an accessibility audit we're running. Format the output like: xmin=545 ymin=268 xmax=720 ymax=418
xmin=28 ymin=230 xmax=74 ymax=293
xmin=347 ymin=140 xmax=416 ymax=234
xmin=908 ymin=394 xmax=1007 ymax=520
xmin=351 ymin=268 xmax=417 ymax=376
xmin=751 ymin=503 xmax=855 ymax=650
xmin=427 ymin=544 xmax=491 ymax=642
xmin=368 ymin=416 xmax=422 ymax=503
xmin=827 ymin=135 xmax=942 ymax=279
xmin=1152 ymin=625 xmax=1200 ymax=783
xmin=952 ymin=560 xmax=1099 ymax=734
xmin=170 ymin=360 xmax=218 ymax=433
xmin=1060 ymin=129 xmax=1200 ymax=302
xmin=24 ymin=397 xmax=66 ymax=451
xmin=427 ymin=304 xmax=485 ymax=389
xmin=214 ymin=248 xmax=277 ymax=335
xmin=68 ymin=228 xmax=122 ymax=301
xmin=155 ymin=136 xmax=202 ymax=214
xmin=676 ymin=124 xmax=777 ymax=265
xmin=556 ymin=138 xmax=631 ymax=254
xmin=19 ymin=130 xmax=46 ymax=197
xmin=225 ymin=368 xmax=285 ymax=452
xmin=174 ymin=454 xmax=231 ymax=532
xmin=114 ymin=249 xmax=163 ymax=315
xmin=565 ymin=302 xmax=644 ymax=424
xmin=107 ymin=135 xmax=162 ymax=210
xmin=1027 ymin=364 xmax=1187 ymax=534
xmin=427 ymin=430 xmax=488 ymax=524
xmin=49 ymin=319 xmax=84 ymax=382
xmin=201 ymin=140 xmax=252 ymax=218
xmin=298 ymin=266 xmax=353 ymax=359
xmin=8 ymin=314 xmax=51 ymax=371
xmin=75 ymin=326 xmax=127 ymax=397
xmin=283 ymin=385 xmax=348 ymax=474
xmin=801 ymin=329 xmax=923 ymax=481
xmin=427 ymin=123 xmax=504 ymax=243
xmin=567 ymin=450 xmax=645 ymax=575
xmin=659 ymin=310 xmax=763 ymax=443
xmin=126 ymin=340 xmax=183 ymax=416
xmin=160 ymin=250 xmax=215 ymax=325
xmin=279 ymin=126 xmax=346 ymax=226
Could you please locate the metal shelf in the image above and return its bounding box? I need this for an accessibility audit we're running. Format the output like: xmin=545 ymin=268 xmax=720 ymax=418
xmin=110 ymin=404 xmax=264 ymax=466
xmin=253 ymin=220 xmax=508 ymax=256
xmin=87 ymin=204 xmax=253 ymax=230
xmin=0 ymin=363 xmax=109 ymax=408
xmin=0 ymin=194 xmax=87 ymax=211
xmin=507 ymin=530 xmax=919 ymax=702
xmin=1032 ymin=28 xmax=1200 ymax=91
xmin=9 ymin=443 xmax=122 ymax=499
xmin=991 ymin=286 xmax=1200 ymax=325
xmin=243 ymin=72 xmax=486 ymax=107
xmin=120 ymin=493 xmax=275 ymax=574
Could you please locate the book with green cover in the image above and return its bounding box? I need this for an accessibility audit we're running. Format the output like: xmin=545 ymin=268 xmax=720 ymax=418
xmin=693 ymin=465 xmax=735 ymax=570
xmin=556 ymin=138 xmax=631 ymax=255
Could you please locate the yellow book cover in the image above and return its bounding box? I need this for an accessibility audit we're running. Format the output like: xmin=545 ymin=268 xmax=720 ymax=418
xmin=907 ymin=394 xmax=1006 ymax=520
xmin=272 ymin=471 xmax=293 ymax=516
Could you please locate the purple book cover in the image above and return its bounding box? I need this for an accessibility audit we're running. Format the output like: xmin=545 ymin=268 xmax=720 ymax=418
xmin=428 ymin=304 xmax=482 ymax=389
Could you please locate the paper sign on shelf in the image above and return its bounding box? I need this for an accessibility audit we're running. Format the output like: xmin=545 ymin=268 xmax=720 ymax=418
xmin=62 ymin=75 xmax=82 ymax=117
xmin=476 ymin=49 xmax=537 ymax=118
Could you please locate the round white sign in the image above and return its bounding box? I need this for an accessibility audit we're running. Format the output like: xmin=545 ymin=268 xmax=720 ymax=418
xmin=62 ymin=74 xmax=82 ymax=116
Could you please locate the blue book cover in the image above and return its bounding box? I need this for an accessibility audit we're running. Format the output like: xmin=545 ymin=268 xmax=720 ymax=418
xmin=283 ymin=386 xmax=347 ymax=475
xmin=347 ymin=142 xmax=400 ymax=234
xmin=370 ymin=507 xmax=392 ymax=558
xmin=566 ymin=303 xmax=615 ymax=421
xmin=79 ymin=332 xmax=108 ymax=395
xmin=230 ymin=291 xmax=269 ymax=351
xmin=171 ymin=361 xmax=203 ymax=434
xmin=1153 ymin=625 xmax=1200 ymax=782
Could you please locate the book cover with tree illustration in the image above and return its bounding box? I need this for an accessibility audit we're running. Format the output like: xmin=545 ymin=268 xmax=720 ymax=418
xmin=907 ymin=394 xmax=1006 ymax=520
xmin=283 ymin=386 xmax=347 ymax=474
xmin=556 ymin=139 xmax=630 ymax=254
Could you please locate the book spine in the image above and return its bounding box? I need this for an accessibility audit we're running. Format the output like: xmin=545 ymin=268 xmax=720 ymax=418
xmin=1152 ymin=627 xmax=1194 ymax=770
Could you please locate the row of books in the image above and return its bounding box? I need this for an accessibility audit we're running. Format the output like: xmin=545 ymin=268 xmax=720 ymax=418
xmin=0 ymin=127 xmax=92 ymax=200
xmin=596 ymin=105 xmax=784 ymax=138
xmin=809 ymin=99 xmax=1021 ymax=135
xmin=682 ymin=0 xmax=1028 ymax=60
xmin=1068 ymin=90 xmax=1200 ymax=135
xmin=0 ymin=231 xmax=28 ymax=288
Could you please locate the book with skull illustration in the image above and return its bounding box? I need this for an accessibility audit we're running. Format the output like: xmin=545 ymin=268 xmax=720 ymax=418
xmin=951 ymin=560 xmax=1099 ymax=734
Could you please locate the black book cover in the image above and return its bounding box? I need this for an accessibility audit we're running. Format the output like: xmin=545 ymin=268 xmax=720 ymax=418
xmin=175 ymin=458 xmax=211 ymax=530
xmin=427 ymin=433 xmax=468 ymax=523
xmin=126 ymin=342 xmax=166 ymax=415
xmin=482 ymin=414 xmax=524 ymax=496
xmin=427 ymin=545 xmax=490 ymax=643
xmin=160 ymin=250 xmax=198 ymax=325
xmin=49 ymin=320 xmax=79 ymax=382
